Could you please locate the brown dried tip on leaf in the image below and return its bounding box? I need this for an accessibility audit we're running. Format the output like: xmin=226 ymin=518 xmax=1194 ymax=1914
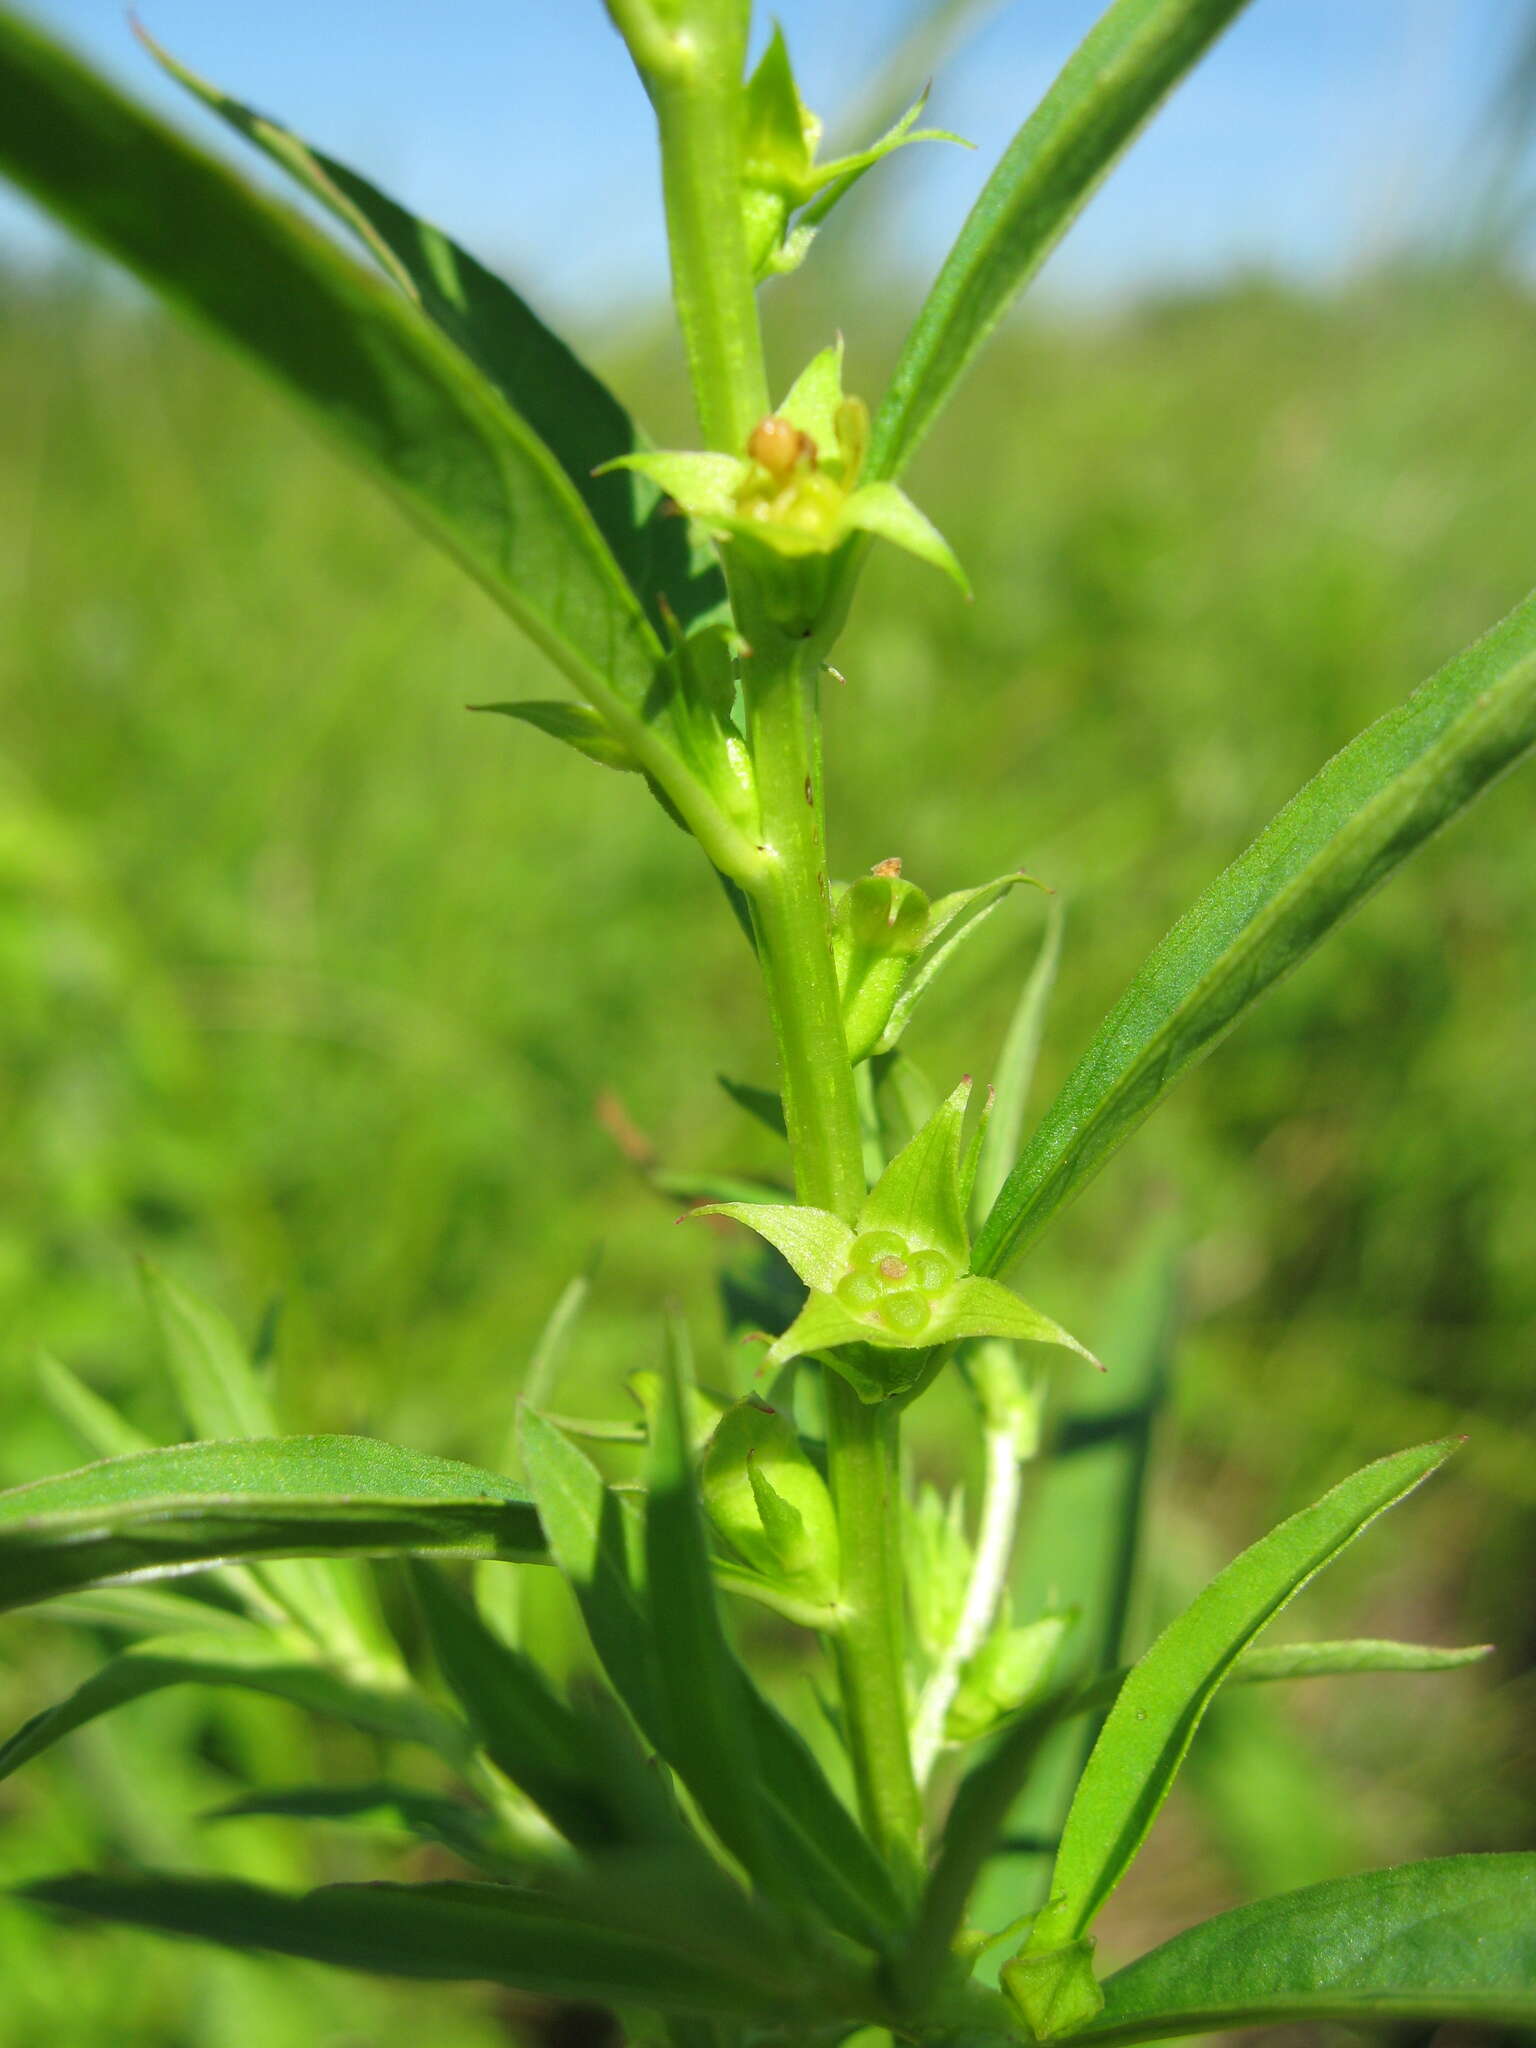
xmin=870 ymin=856 xmax=903 ymax=878
xmin=748 ymin=414 xmax=814 ymax=477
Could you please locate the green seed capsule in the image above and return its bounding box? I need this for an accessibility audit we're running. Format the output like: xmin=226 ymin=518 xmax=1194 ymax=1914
xmin=837 ymin=1269 xmax=882 ymax=1312
xmin=877 ymin=1289 xmax=930 ymax=1336
xmin=851 ymin=1229 xmax=907 ymax=1270
xmin=908 ymin=1248 xmax=954 ymax=1295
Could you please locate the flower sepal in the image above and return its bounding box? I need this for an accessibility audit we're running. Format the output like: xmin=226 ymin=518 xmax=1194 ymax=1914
xmin=691 ymin=1081 xmax=1098 ymax=1402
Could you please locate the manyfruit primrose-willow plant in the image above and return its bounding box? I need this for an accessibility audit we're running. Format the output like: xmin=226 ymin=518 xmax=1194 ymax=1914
xmin=1 ymin=2 xmax=1534 ymax=2040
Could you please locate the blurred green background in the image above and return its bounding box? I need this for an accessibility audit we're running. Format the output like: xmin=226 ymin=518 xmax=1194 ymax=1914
xmin=3 ymin=35 xmax=1536 ymax=2046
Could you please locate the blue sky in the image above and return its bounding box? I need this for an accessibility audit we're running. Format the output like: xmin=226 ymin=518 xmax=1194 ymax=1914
xmin=3 ymin=1 xmax=1530 ymax=328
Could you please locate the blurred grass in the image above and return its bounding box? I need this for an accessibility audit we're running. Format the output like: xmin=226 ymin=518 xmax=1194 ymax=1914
xmin=1 ymin=259 xmax=1534 ymax=2037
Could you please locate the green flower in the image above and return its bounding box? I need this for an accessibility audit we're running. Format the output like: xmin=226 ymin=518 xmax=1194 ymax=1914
xmin=691 ymin=1080 xmax=1097 ymax=1402
xmin=599 ymin=341 xmax=968 ymax=593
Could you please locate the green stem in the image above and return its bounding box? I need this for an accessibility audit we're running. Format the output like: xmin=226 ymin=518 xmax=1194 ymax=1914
xmin=622 ymin=0 xmax=921 ymax=1901
xmin=617 ymin=3 xmax=768 ymax=451
xmin=743 ymin=622 xmax=924 ymax=1893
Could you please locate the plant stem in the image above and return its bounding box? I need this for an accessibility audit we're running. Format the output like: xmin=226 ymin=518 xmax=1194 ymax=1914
xmin=619 ymin=3 xmax=768 ymax=451
xmin=743 ymin=621 xmax=924 ymax=1893
xmin=627 ymin=0 xmax=922 ymax=1899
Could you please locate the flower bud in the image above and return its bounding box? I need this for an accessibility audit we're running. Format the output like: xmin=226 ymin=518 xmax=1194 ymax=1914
xmin=832 ymin=868 xmax=930 ymax=1064
xmin=701 ymin=1398 xmax=839 ymax=1605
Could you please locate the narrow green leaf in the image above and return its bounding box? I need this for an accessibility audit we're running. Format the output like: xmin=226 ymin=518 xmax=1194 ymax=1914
xmin=210 ymin=1783 xmax=510 ymax=1876
xmin=1234 ymin=1637 xmax=1492 ymax=1683
xmin=38 ymin=1354 xmax=294 ymax=1628
xmin=518 ymin=1418 xmax=902 ymax=1948
xmin=0 ymin=1625 xmax=467 ymax=1784
xmin=896 ymin=1685 xmax=1081 ymax=2012
xmin=740 ymin=1693 xmax=907 ymax=1950
xmin=1076 ymin=1855 xmax=1536 ymax=2043
xmin=25 ymin=1873 xmax=840 ymax=2022
xmin=27 ymin=1585 xmax=252 ymax=1637
xmin=0 ymin=12 xmax=752 ymax=875
xmin=644 ymin=1341 xmax=774 ymax=1888
xmin=142 ymin=1263 xmax=274 ymax=1440
xmin=963 ymin=1225 xmax=1177 ymax=1948
xmin=142 ymin=1266 xmax=380 ymax=1654
xmin=412 ymin=1560 xmax=642 ymax=1848
xmin=716 ymin=1074 xmax=788 ymax=1138
xmin=37 ymin=1352 xmax=153 ymax=1462
xmin=0 ymin=1436 xmax=544 ymax=1612
xmin=472 ymin=700 xmax=641 ymax=772
xmin=1071 ymin=1634 xmax=1493 ymax=1723
xmin=868 ymin=0 xmax=1252 ymax=481
xmin=877 ymin=870 xmax=1041 ymax=1057
xmin=478 ymin=1265 xmax=596 ymax=1643
xmin=974 ymin=897 xmax=1064 ymax=1221
xmin=976 ymin=586 xmax=1536 ymax=1276
xmin=139 ymin=21 xmax=726 ymax=636
xmin=517 ymin=1405 xmax=663 ymax=1735
xmin=1033 ymin=1439 xmax=1459 ymax=1948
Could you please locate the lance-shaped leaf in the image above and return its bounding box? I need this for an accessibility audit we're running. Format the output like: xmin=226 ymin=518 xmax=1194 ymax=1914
xmin=644 ymin=1344 xmax=776 ymax=1891
xmin=210 ymin=1783 xmax=511 ymax=1877
xmin=139 ymin=21 xmax=725 ymax=638
xmin=517 ymin=1404 xmax=663 ymax=1735
xmin=0 ymin=12 xmax=751 ymax=873
xmin=0 ymin=1436 xmax=545 ymax=1612
xmin=739 ymin=25 xmax=965 ymax=280
xmin=968 ymin=1224 xmax=1176 ymax=1944
xmin=38 ymin=1353 xmax=294 ymax=1627
xmin=1233 ymin=1637 xmax=1491 ymax=1684
xmin=974 ymin=898 xmax=1065 ymax=1221
xmin=28 ymin=1585 xmax=254 ymax=1638
xmin=1074 ymin=1855 xmax=1536 ymax=2043
xmin=868 ymin=0 xmax=1254 ymax=481
xmin=412 ymin=1560 xmax=656 ymax=1849
xmin=1029 ymin=1438 xmax=1458 ymax=1953
xmin=25 ymin=1872 xmax=847 ymax=2023
xmin=716 ymin=1074 xmax=788 ymax=1138
xmin=875 ymin=869 xmax=1043 ymax=1057
xmin=143 ymin=1265 xmax=383 ymax=1657
xmin=520 ymin=1408 xmax=902 ymax=1948
xmin=895 ymin=1683 xmax=1083 ymax=2013
xmin=976 ymin=584 xmax=1536 ymax=1276
xmin=0 ymin=1625 xmax=468 ymax=1783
